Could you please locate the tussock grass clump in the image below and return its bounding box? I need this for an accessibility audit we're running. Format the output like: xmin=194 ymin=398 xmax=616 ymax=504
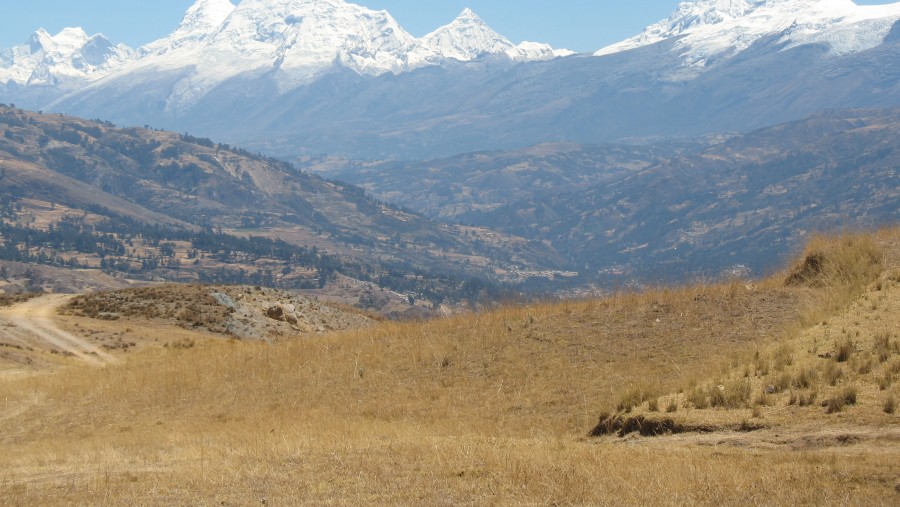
xmin=825 ymin=386 xmax=859 ymax=414
xmin=686 ymin=387 xmax=710 ymax=409
xmin=682 ymin=379 xmax=753 ymax=410
xmin=825 ymin=397 xmax=845 ymax=414
xmin=822 ymin=362 xmax=843 ymax=386
xmin=873 ymin=332 xmax=900 ymax=363
xmin=787 ymin=389 xmax=818 ymax=407
xmin=708 ymin=379 xmax=752 ymax=409
xmin=841 ymin=386 xmax=858 ymax=406
xmin=833 ymin=337 xmax=854 ymax=363
xmin=772 ymin=344 xmax=794 ymax=371
xmin=616 ymin=385 xmax=658 ymax=413
xmin=792 ymin=367 xmax=818 ymax=389
xmin=754 ymin=392 xmax=774 ymax=407
xmin=884 ymin=396 xmax=896 ymax=415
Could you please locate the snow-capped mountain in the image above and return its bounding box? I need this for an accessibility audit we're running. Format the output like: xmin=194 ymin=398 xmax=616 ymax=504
xmin=140 ymin=0 xmax=236 ymax=55
xmin=0 ymin=27 xmax=133 ymax=87
xmin=596 ymin=0 xmax=900 ymax=74
xmin=134 ymin=0 xmax=570 ymax=88
xmin=108 ymin=0 xmax=437 ymax=107
xmin=421 ymin=8 xmax=573 ymax=62
xmin=5 ymin=0 xmax=900 ymax=161
xmin=1 ymin=0 xmax=570 ymax=108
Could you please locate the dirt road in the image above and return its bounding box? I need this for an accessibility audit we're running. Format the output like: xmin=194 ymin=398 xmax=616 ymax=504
xmin=0 ymin=295 xmax=116 ymax=364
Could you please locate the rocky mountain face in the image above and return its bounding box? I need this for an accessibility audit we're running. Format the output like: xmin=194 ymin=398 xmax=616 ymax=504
xmin=329 ymin=108 xmax=900 ymax=285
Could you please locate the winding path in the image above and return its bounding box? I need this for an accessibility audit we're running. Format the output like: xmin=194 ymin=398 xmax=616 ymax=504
xmin=0 ymin=295 xmax=116 ymax=364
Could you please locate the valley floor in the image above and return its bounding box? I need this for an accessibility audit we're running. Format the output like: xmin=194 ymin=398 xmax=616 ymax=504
xmin=0 ymin=231 xmax=898 ymax=505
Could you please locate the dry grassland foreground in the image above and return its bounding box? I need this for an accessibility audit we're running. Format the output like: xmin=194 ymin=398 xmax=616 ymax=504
xmin=0 ymin=230 xmax=899 ymax=505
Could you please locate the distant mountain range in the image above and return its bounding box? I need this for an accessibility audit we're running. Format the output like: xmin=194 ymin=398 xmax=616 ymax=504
xmin=326 ymin=108 xmax=900 ymax=284
xmin=0 ymin=0 xmax=567 ymax=105
xmin=1 ymin=1 xmax=898 ymax=293
xmin=2 ymin=0 xmax=900 ymax=159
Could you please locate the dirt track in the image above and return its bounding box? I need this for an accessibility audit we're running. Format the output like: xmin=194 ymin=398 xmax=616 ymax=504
xmin=0 ymin=295 xmax=116 ymax=365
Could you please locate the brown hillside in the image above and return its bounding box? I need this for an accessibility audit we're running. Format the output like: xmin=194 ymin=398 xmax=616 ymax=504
xmin=0 ymin=229 xmax=897 ymax=504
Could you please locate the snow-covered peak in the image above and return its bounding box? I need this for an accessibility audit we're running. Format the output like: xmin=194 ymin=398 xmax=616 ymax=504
xmin=422 ymin=8 xmax=516 ymax=60
xmin=422 ymin=8 xmax=573 ymax=62
xmin=184 ymin=0 xmax=236 ymax=29
xmin=515 ymin=41 xmax=576 ymax=60
xmin=128 ymin=1 xmax=569 ymax=100
xmin=1 ymin=27 xmax=133 ymax=87
xmin=142 ymin=0 xmax=235 ymax=54
xmin=214 ymin=0 xmax=421 ymax=69
xmin=596 ymin=0 xmax=900 ymax=65
xmin=3 ymin=0 xmax=569 ymax=110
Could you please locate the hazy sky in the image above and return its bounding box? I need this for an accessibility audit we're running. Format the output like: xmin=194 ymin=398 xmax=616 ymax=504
xmin=0 ymin=1 xmax=896 ymax=53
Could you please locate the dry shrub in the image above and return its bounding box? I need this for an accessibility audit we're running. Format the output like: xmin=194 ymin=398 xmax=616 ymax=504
xmin=0 ymin=292 xmax=42 ymax=307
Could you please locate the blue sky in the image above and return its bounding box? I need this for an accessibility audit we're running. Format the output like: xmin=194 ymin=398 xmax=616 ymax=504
xmin=0 ymin=1 xmax=896 ymax=53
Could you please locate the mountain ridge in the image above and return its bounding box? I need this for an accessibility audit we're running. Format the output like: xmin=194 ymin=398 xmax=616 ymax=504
xmin=0 ymin=106 xmax=568 ymax=305
xmin=324 ymin=107 xmax=900 ymax=285
xmin=597 ymin=0 xmax=900 ymax=77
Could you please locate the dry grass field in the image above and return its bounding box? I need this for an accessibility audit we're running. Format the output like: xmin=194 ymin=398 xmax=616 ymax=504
xmin=0 ymin=229 xmax=898 ymax=505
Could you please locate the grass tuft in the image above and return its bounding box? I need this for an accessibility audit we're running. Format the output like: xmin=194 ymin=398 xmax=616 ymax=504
xmin=884 ymin=396 xmax=896 ymax=415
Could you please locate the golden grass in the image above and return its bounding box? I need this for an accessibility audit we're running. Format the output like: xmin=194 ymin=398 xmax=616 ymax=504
xmin=619 ymin=229 xmax=900 ymax=430
xmin=1 ymin=228 xmax=899 ymax=504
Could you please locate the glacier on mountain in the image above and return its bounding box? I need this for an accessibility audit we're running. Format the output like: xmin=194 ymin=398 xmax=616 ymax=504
xmin=596 ymin=0 xmax=900 ymax=74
